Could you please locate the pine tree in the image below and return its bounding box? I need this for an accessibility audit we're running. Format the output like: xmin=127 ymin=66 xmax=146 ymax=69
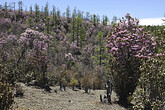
xmin=45 ymin=17 xmax=50 ymax=34
xmin=30 ymin=5 xmax=33 ymax=15
xmin=94 ymin=32 xmax=107 ymax=66
xmin=44 ymin=2 xmax=49 ymax=19
xmin=4 ymin=2 xmax=8 ymax=12
xmin=75 ymin=15 xmax=81 ymax=46
xmin=66 ymin=6 xmax=70 ymax=23
xmin=34 ymin=4 xmax=40 ymax=23
xmin=75 ymin=15 xmax=86 ymax=47
xmin=56 ymin=9 xmax=61 ymax=25
xmin=13 ymin=2 xmax=15 ymax=11
xmin=86 ymin=12 xmax=90 ymax=20
xmin=0 ymin=5 xmax=2 ymax=9
xmin=103 ymin=15 xmax=109 ymax=26
xmin=93 ymin=14 xmax=96 ymax=26
xmin=52 ymin=5 xmax=57 ymax=29
xmin=18 ymin=1 xmax=23 ymax=14
xmin=112 ymin=16 xmax=117 ymax=24
xmin=96 ymin=15 xmax=100 ymax=26
xmin=70 ymin=8 xmax=77 ymax=42
xmin=8 ymin=3 xmax=12 ymax=11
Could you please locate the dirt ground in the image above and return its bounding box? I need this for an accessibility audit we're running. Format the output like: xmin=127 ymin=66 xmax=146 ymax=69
xmin=13 ymin=83 xmax=126 ymax=110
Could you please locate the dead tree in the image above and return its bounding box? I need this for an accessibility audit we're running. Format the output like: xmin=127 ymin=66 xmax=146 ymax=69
xmin=106 ymin=80 xmax=112 ymax=103
xmin=100 ymin=80 xmax=112 ymax=103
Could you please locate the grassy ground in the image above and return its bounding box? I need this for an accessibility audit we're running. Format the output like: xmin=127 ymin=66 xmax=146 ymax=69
xmin=13 ymin=83 xmax=126 ymax=110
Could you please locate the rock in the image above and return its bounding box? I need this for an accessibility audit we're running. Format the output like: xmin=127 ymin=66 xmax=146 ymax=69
xmin=54 ymin=90 xmax=57 ymax=93
xmin=27 ymin=80 xmax=38 ymax=86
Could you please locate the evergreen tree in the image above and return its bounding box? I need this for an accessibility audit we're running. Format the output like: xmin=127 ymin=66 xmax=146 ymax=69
xmin=57 ymin=9 xmax=60 ymax=18
xmin=56 ymin=9 xmax=61 ymax=25
xmin=66 ymin=6 xmax=71 ymax=23
xmin=18 ymin=1 xmax=23 ymax=14
xmin=8 ymin=3 xmax=12 ymax=11
xmin=4 ymin=2 xmax=8 ymax=12
xmin=96 ymin=15 xmax=100 ymax=26
xmin=75 ymin=15 xmax=86 ymax=47
xmin=94 ymin=32 xmax=107 ymax=66
xmin=0 ymin=5 xmax=2 ymax=9
xmin=86 ymin=12 xmax=90 ymax=20
xmin=52 ymin=5 xmax=57 ymax=29
xmin=34 ymin=4 xmax=40 ymax=23
xmin=75 ymin=15 xmax=81 ymax=46
xmin=112 ymin=16 xmax=118 ymax=24
xmin=103 ymin=15 xmax=109 ymax=26
xmin=93 ymin=14 xmax=96 ymax=26
xmin=70 ymin=8 xmax=77 ymax=42
xmin=30 ymin=5 xmax=33 ymax=15
xmin=13 ymin=2 xmax=15 ymax=11
xmin=44 ymin=2 xmax=49 ymax=19
xmin=45 ymin=17 xmax=50 ymax=34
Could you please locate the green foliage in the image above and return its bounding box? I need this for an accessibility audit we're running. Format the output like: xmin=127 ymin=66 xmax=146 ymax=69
xmin=133 ymin=57 xmax=165 ymax=110
xmin=18 ymin=1 xmax=23 ymax=13
xmin=75 ymin=15 xmax=86 ymax=47
xmin=26 ymin=17 xmax=35 ymax=28
xmin=93 ymin=32 xmax=108 ymax=66
xmin=70 ymin=78 xmax=78 ymax=90
xmin=34 ymin=3 xmax=40 ymax=23
xmin=44 ymin=2 xmax=49 ymax=18
xmin=0 ymin=82 xmax=14 ymax=110
xmin=103 ymin=15 xmax=109 ymax=26
xmin=66 ymin=6 xmax=71 ymax=23
xmin=93 ymin=14 xmax=96 ymax=26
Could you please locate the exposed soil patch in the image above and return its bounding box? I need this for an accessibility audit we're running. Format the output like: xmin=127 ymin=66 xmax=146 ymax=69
xmin=13 ymin=83 xmax=126 ymax=110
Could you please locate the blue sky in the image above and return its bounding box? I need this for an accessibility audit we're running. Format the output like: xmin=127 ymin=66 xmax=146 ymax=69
xmin=0 ymin=0 xmax=165 ymax=25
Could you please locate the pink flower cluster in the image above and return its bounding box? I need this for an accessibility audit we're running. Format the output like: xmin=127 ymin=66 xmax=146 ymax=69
xmin=107 ymin=14 xmax=156 ymax=58
xmin=19 ymin=28 xmax=52 ymax=52
xmin=65 ymin=53 xmax=74 ymax=61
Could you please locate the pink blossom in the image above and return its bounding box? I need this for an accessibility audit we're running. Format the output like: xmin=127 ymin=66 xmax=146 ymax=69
xmin=111 ymin=47 xmax=118 ymax=51
xmin=156 ymin=53 xmax=163 ymax=56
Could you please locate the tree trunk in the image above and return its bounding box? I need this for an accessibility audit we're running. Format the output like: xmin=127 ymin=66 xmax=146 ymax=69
xmin=72 ymin=85 xmax=75 ymax=90
xmin=85 ymin=87 xmax=88 ymax=93
xmin=119 ymin=95 xmax=128 ymax=106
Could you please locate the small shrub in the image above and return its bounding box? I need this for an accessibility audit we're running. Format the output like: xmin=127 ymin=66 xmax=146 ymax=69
xmin=81 ymin=72 xmax=92 ymax=93
xmin=70 ymin=78 xmax=78 ymax=90
xmin=92 ymin=74 xmax=105 ymax=90
xmin=15 ymin=83 xmax=24 ymax=97
xmin=0 ymin=82 xmax=14 ymax=110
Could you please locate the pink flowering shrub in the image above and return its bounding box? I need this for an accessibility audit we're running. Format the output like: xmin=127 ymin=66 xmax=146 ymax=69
xmin=133 ymin=28 xmax=165 ymax=110
xmin=106 ymin=13 xmax=156 ymax=105
xmin=18 ymin=28 xmax=53 ymax=87
xmin=19 ymin=28 xmax=52 ymax=51
xmin=0 ymin=33 xmax=18 ymax=84
xmin=0 ymin=18 xmax=11 ymax=32
xmin=65 ymin=53 xmax=75 ymax=69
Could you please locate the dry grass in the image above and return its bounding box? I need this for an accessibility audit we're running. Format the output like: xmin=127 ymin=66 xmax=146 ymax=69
xmin=13 ymin=83 xmax=126 ymax=110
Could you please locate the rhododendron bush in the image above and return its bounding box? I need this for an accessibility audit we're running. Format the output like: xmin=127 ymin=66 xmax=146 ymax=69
xmin=106 ymin=14 xmax=157 ymax=105
xmin=18 ymin=28 xmax=53 ymax=87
